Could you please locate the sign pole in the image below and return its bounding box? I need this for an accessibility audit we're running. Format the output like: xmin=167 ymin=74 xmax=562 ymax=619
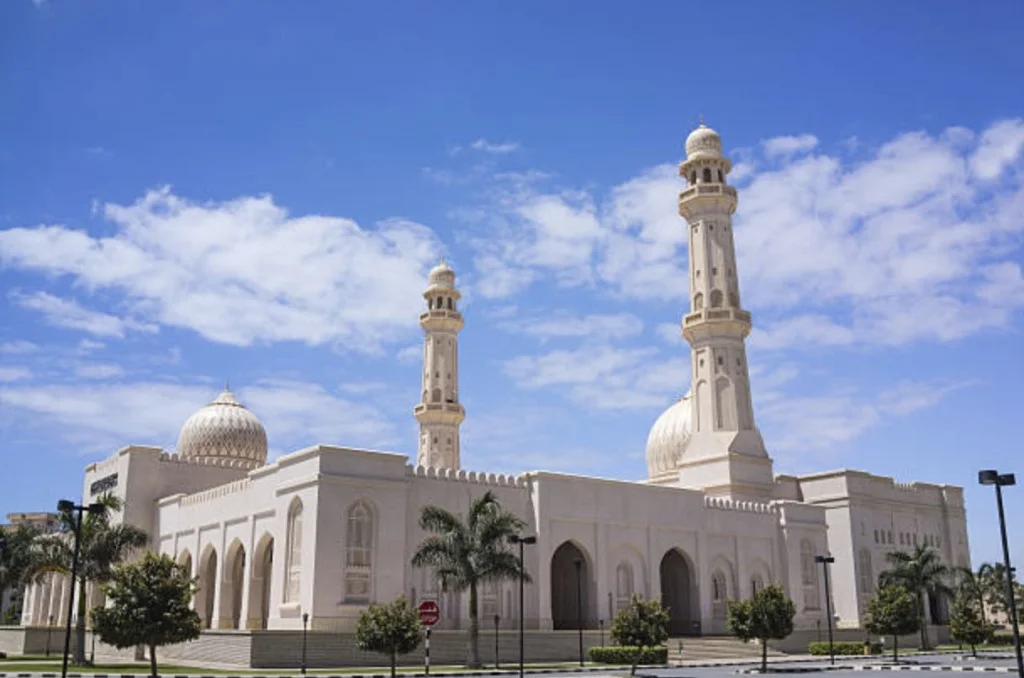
xmin=425 ymin=627 xmax=431 ymax=677
xmin=418 ymin=600 xmax=440 ymax=676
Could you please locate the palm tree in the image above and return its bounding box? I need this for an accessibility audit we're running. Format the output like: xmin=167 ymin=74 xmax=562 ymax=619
xmin=879 ymin=544 xmax=953 ymax=650
xmin=954 ymin=566 xmax=988 ymax=626
xmin=411 ymin=491 xmax=529 ymax=668
xmin=28 ymin=494 xmax=148 ymax=664
xmin=979 ymin=562 xmax=1023 ymax=628
xmin=0 ymin=523 xmax=42 ymax=623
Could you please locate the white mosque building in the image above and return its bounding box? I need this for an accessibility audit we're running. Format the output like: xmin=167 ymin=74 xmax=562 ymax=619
xmin=16 ymin=124 xmax=970 ymax=664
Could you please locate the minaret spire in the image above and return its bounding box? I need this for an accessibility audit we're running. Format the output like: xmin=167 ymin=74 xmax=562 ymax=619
xmin=675 ymin=122 xmax=775 ymax=499
xmin=413 ymin=259 xmax=466 ymax=469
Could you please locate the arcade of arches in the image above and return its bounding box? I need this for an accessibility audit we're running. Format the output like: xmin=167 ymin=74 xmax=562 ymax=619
xmin=550 ymin=542 xmax=703 ymax=635
xmin=178 ymin=536 xmax=275 ymax=631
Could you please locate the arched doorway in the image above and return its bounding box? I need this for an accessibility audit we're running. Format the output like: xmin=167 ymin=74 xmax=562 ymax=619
xmin=223 ymin=542 xmax=246 ymax=629
xmin=248 ymin=536 xmax=273 ymax=629
xmin=660 ymin=549 xmax=696 ymax=636
xmin=198 ymin=548 xmax=218 ymax=629
xmin=550 ymin=541 xmax=592 ymax=630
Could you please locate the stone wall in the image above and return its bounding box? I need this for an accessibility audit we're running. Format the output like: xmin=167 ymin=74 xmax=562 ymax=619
xmin=767 ymin=625 xmax=951 ymax=654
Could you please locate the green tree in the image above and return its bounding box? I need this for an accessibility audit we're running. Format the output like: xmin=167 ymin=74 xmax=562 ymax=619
xmin=28 ymin=495 xmax=148 ymax=664
xmin=410 ymin=491 xmax=527 ymax=668
xmin=954 ymin=567 xmax=988 ymax=626
xmin=610 ymin=595 xmax=670 ymax=676
xmin=90 ymin=552 xmax=201 ymax=678
xmin=948 ymin=595 xmax=993 ymax=658
xmin=0 ymin=523 xmax=41 ymax=623
xmin=354 ymin=596 xmax=423 ymax=678
xmin=727 ymin=584 xmax=796 ymax=673
xmin=864 ymin=583 xmax=920 ymax=662
xmin=979 ymin=562 xmax=1023 ymax=625
xmin=879 ymin=544 xmax=951 ymax=650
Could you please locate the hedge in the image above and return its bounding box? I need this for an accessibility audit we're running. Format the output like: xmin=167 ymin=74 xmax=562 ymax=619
xmin=589 ymin=646 xmax=669 ymax=664
xmin=990 ymin=633 xmax=1016 ymax=646
xmin=808 ymin=641 xmax=882 ymax=656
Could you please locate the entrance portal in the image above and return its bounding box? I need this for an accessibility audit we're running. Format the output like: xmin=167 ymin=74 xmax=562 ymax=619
xmin=660 ymin=549 xmax=696 ymax=636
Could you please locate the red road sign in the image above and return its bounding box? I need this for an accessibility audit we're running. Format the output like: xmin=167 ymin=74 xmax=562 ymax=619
xmin=418 ymin=600 xmax=440 ymax=626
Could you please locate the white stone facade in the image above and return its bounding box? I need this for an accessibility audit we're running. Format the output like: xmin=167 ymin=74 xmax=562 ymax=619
xmin=20 ymin=124 xmax=970 ymax=640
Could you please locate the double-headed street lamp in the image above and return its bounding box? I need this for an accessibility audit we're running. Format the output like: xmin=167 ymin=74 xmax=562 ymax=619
xmin=57 ymin=499 xmax=104 ymax=678
xmin=507 ymin=534 xmax=536 ymax=678
xmin=814 ymin=555 xmax=836 ymax=666
xmin=572 ymin=558 xmax=584 ymax=667
xmin=301 ymin=611 xmax=309 ymax=675
xmin=979 ymin=470 xmax=1023 ymax=678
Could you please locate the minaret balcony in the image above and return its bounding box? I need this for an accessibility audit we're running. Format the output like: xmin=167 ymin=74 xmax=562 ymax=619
xmin=678 ymin=183 xmax=737 ymax=201
xmin=414 ymin=401 xmax=466 ymax=423
xmin=682 ymin=308 xmax=752 ymax=340
xmin=419 ymin=310 xmax=464 ymax=331
xmin=678 ymin=184 xmax=738 ymax=218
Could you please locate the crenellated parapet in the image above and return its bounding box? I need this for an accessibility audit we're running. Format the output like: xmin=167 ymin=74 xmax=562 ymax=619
xmin=177 ymin=478 xmax=253 ymax=506
xmin=406 ymin=463 xmax=528 ymax=488
xmin=703 ymin=495 xmax=778 ymax=514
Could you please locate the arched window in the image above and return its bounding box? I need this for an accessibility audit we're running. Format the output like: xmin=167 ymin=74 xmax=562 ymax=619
xmin=712 ymin=570 xmax=727 ymax=618
xmin=284 ymin=499 xmax=303 ymax=603
xmin=858 ymin=549 xmax=873 ymax=594
xmin=710 ymin=289 xmax=723 ymax=308
xmin=800 ymin=540 xmax=819 ymax=610
xmin=702 ymin=168 xmax=712 ymax=183
xmin=693 ymin=292 xmax=704 ymax=311
xmin=344 ymin=502 xmax=374 ymax=602
xmin=615 ymin=562 xmax=634 ymax=612
xmin=751 ymin=574 xmax=765 ymax=597
xmin=717 ymin=169 xmax=724 ymax=182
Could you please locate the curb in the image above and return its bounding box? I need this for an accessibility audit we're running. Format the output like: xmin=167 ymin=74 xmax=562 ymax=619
xmin=853 ymin=667 xmax=1016 ymax=673
xmin=0 ymin=667 xmax=648 ymax=678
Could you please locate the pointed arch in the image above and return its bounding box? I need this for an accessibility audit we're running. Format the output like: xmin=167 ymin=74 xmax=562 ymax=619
xmin=344 ymin=499 xmax=376 ymax=602
xmin=197 ymin=545 xmax=218 ymax=629
xmin=550 ymin=541 xmax=594 ymax=630
xmin=660 ymin=548 xmax=698 ymax=635
xmin=248 ymin=533 xmax=274 ymax=629
xmin=858 ymin=548 xmax=873 ymax=595
xmin=800 ymin=540 xmax=820 ymax=610
xmin=284 ymin=497 xmax=303 ymax=603
xmin=221 ymin=539 xmax=246 ymax=629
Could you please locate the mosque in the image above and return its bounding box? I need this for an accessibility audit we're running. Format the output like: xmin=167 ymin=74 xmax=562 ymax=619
xmin=16 ymin=124 xmax=969 ymax=664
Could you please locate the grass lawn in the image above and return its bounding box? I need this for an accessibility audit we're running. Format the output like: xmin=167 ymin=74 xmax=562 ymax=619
xmin=0 ymin=661 xmax=611 ymax=675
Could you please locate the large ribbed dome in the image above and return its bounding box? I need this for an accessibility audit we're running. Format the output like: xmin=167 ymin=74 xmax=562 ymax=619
xmin=645 ymin=391 xmax=692 ymax=480
xmin=176 ymin=389 xmax=267 ymax=468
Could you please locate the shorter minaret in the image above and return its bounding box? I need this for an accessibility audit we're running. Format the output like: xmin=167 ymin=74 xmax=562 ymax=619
xmin=413 ymin=259 xmax=466 ymax=469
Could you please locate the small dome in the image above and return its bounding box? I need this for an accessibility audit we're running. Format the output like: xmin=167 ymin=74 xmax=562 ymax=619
xmin=428 ymin=259 xmax=456 ymax=289
xmin=176 ymin=389 xmax=267 ymax=468
xmin=685 ymin=124 xmax=722 ymax=160
xmin=645 ymin=392 xmax=692 ymax=479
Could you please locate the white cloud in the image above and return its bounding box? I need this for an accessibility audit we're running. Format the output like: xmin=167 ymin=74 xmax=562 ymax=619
xmin=470 ymin=139 xmax=520 ymax=154
xmin=73 ymin=362 xmax=126 ymax=379
xmin=12 ymin=291 xmax=158 ymax=338
xmin=0 ymin=188 xmax=443 ymax=352
xmin=503 ymin=344 xmax=689 ymax=410
xmin=762 ymin=134 xmax=819 ymax=158
xmin=0 ymin=378 xmax=399 ymax=457
xmin=0 ymin=340 xmax=40 ymax=354
xmin=0 ymin=366 xmax=32 ymax=382
xmin=395 ymin=344 xmax=421 ymax=364
xmin=970 ymin=118 xmax=1024 ymax=180
xmin=460 ymin=118 xmax=1024 ymax=348
xmin=496 ymin=311 xmax=644 ymax=342
xmin=655 ymin=322 xmax=683 ymax=345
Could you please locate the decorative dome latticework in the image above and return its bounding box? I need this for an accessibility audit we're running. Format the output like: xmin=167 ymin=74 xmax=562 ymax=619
xmin=685 ymin=123 xmax=723 ymax=160
xmin=176 ymin=389 xmax=268 ymax=469
xmin=428 ymin=259 xmax=456 ymax=290
xmin=645 ymin=391 xmax=692 ymax=481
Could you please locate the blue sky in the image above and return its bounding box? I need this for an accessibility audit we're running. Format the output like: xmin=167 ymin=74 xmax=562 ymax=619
xmin=1 ymin=2 xmax=1022 ymax=568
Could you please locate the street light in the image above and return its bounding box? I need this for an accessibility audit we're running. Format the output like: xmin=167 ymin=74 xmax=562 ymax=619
xmin=814 ymin=555 xmax=836 ymax=666
xmin=573 ymin=558 xmax=583 ymax=667
xmin=979 ymin=470 xmax=1023 ymax=678
xmin=507 ymin=534 xmax=536 ymax=678
xmin=301 ymin=611 xmax=309 ymax=675
xmin=57 ymin=499 xmax=104 ymax=678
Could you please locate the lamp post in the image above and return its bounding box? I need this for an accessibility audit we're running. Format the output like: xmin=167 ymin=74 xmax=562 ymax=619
xmin=507 ymin=534 xmax=536 ymax=678
xmin=494 ymin=614 xmax=500 ymax=669
xmin=814 ymin=555 xmax=836 ymax=666
xmin=573 ymin=558 xmax=583 ymax=667
xmin=301 ymin=612 xmax=309 ymax=675
xmin=979 ymin=470 xmax=1023 ymax=678
xmin=57 ymin=500 xmax=103 ymax=678
xmin=599 ymin=619 xmax=604 ymax=647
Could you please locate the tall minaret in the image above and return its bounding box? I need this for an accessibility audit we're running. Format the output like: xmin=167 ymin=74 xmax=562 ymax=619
xmin=676 ymin=123 xmax=775 ymax=499
xmin=413 ymin=259 xmax=466 ymax=469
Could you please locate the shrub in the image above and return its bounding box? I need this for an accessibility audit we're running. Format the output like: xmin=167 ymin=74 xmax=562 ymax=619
xmin=589 ymin=646 xmax=668 ymax=665
xmin=990 ymin=633 xmax=1016 ymax=646
xmin=808 ymin=641 xmax=878 ymax=656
